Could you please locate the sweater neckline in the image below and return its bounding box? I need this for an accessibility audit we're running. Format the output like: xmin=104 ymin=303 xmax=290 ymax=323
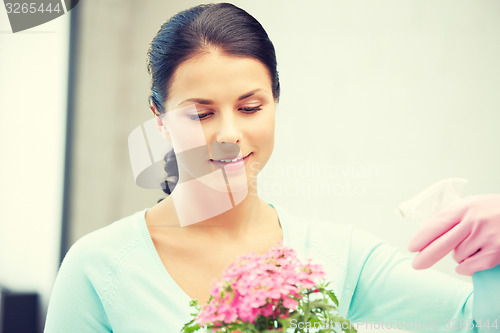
xmin=136 ymin=203 xmax=289 ymax=304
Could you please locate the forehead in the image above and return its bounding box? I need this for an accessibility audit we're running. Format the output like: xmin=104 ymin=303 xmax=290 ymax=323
xmin=167 ymin=51 xmax=272 ymax=107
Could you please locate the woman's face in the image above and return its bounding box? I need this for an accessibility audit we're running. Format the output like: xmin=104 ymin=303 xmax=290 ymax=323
xmin=161 ymin=50 xmax=276 ymax=192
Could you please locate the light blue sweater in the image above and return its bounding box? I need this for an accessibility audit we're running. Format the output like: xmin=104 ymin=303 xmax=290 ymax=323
xmin=44 ymin=204 xmax=477 ymax=332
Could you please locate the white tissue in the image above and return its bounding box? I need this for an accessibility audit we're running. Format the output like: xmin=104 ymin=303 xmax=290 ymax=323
xmin=397 ymin=178 xmax=468 ymax=225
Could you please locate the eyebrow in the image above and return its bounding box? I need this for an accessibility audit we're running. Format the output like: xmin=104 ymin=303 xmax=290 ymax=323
xmin=177 ymin=89 xmax=266 ymax=107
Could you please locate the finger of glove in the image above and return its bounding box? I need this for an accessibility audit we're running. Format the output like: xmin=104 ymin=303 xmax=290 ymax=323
xmin=452 ymin=227 xmax=482 ymax=263
xmin=408 ymin=200 xmax=468 ymax=252
xmin=456 ymin=251 xmax=499 ymax=276
xmin=412 ymin=221 xmax=470 ymax=269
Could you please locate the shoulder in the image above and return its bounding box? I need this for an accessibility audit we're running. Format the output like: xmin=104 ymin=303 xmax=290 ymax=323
xmin=272 ymin=202 xmax=357 ymax=270
xmin=60 ymin=208 xmax=149 ymax=277
xmin=47 ymin=208 xmax=150 ymax=320
xmin=273 ymin=202 xmax=353 ymax=248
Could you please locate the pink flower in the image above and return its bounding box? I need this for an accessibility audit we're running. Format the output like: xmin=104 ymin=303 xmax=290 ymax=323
xmin=194 ymin=242 xmax=328 ymax=327
xmin=282 ymin=296 xmax=299 ymax=310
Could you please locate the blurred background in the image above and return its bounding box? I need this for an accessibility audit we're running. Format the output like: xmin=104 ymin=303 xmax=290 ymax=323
xmin=1 ymin=0 xmax=499 ymax=332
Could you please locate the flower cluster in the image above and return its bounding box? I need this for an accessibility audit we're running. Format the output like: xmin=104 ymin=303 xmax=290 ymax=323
xmin=181 ymin=242 xmax=356 ymax=333
xmin=197 ymin=244 xmax=324 ymax=326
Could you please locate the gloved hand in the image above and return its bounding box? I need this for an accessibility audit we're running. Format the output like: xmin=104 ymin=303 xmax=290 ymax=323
xmin=407 ymin=194 xmax=500 ymax=276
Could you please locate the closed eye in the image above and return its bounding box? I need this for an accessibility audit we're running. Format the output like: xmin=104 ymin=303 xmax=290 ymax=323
xmin=188 ymin=106 xmax=261 ymax=120
xmin=188 ymin=112 xmax=213 ymax=120
xmin=239 ymin=106 xmax=262 ymax=114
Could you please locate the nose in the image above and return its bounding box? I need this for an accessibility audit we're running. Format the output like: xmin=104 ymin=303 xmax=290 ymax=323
xmin=215 ymin=112 xmax=241 ymax=143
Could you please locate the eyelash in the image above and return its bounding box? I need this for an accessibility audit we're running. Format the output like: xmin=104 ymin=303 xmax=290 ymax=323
xmin=188 ymin=106 xmax=262 ymax=120
xmin=240 ymin=106 xmax=262 ymax=113
xmin=188 ymin=112 xmax=213 ymax=120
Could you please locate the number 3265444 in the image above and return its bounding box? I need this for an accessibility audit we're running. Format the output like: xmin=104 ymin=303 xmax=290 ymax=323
xmin=5 ymin=2 xmax=62 ymax=14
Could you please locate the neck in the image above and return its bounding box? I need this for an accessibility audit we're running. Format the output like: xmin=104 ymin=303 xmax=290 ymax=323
xmin=163 ymin=172 xmax=265 ymax=236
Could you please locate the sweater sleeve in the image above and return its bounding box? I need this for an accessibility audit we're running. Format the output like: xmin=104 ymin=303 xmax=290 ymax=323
xmin=44 ymin=239 xmax=112 ymax=333
xmin=346 ymin=228 xmax=476 ymax=332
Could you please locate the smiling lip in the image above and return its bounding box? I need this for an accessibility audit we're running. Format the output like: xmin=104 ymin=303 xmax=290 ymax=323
xmin=210 ymin=153 xmax=252 ymax=172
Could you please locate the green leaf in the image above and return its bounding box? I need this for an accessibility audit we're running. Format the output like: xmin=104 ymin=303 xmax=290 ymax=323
xmin=308 ymin=299 xmax=335 ymax=312
xmin=326 ymin=290 xmax=339 ymax=307
xmin=180 ymin=318 xmax=201 ymax=333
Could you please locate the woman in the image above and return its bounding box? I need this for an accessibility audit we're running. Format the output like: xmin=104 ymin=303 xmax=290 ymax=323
xmin=45 ymin=3 xmax=500 ymax=332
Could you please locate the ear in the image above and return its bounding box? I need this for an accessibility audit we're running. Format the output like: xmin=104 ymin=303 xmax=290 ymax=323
xmin=150 ymin=104 xmax=171 ymax=141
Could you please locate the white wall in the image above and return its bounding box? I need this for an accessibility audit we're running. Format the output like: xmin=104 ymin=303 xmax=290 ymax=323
xmin=236 ymin=0 xmax=500 ymax=280
xmin=0 ymin=9 xmax=70 ymax=330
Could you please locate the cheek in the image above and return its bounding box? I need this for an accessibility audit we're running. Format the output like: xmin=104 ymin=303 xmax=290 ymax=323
xmin=165 ymin=111 xmax=206 ymax=152
xmin=251 ymin=113 xmax=275 ymax=154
